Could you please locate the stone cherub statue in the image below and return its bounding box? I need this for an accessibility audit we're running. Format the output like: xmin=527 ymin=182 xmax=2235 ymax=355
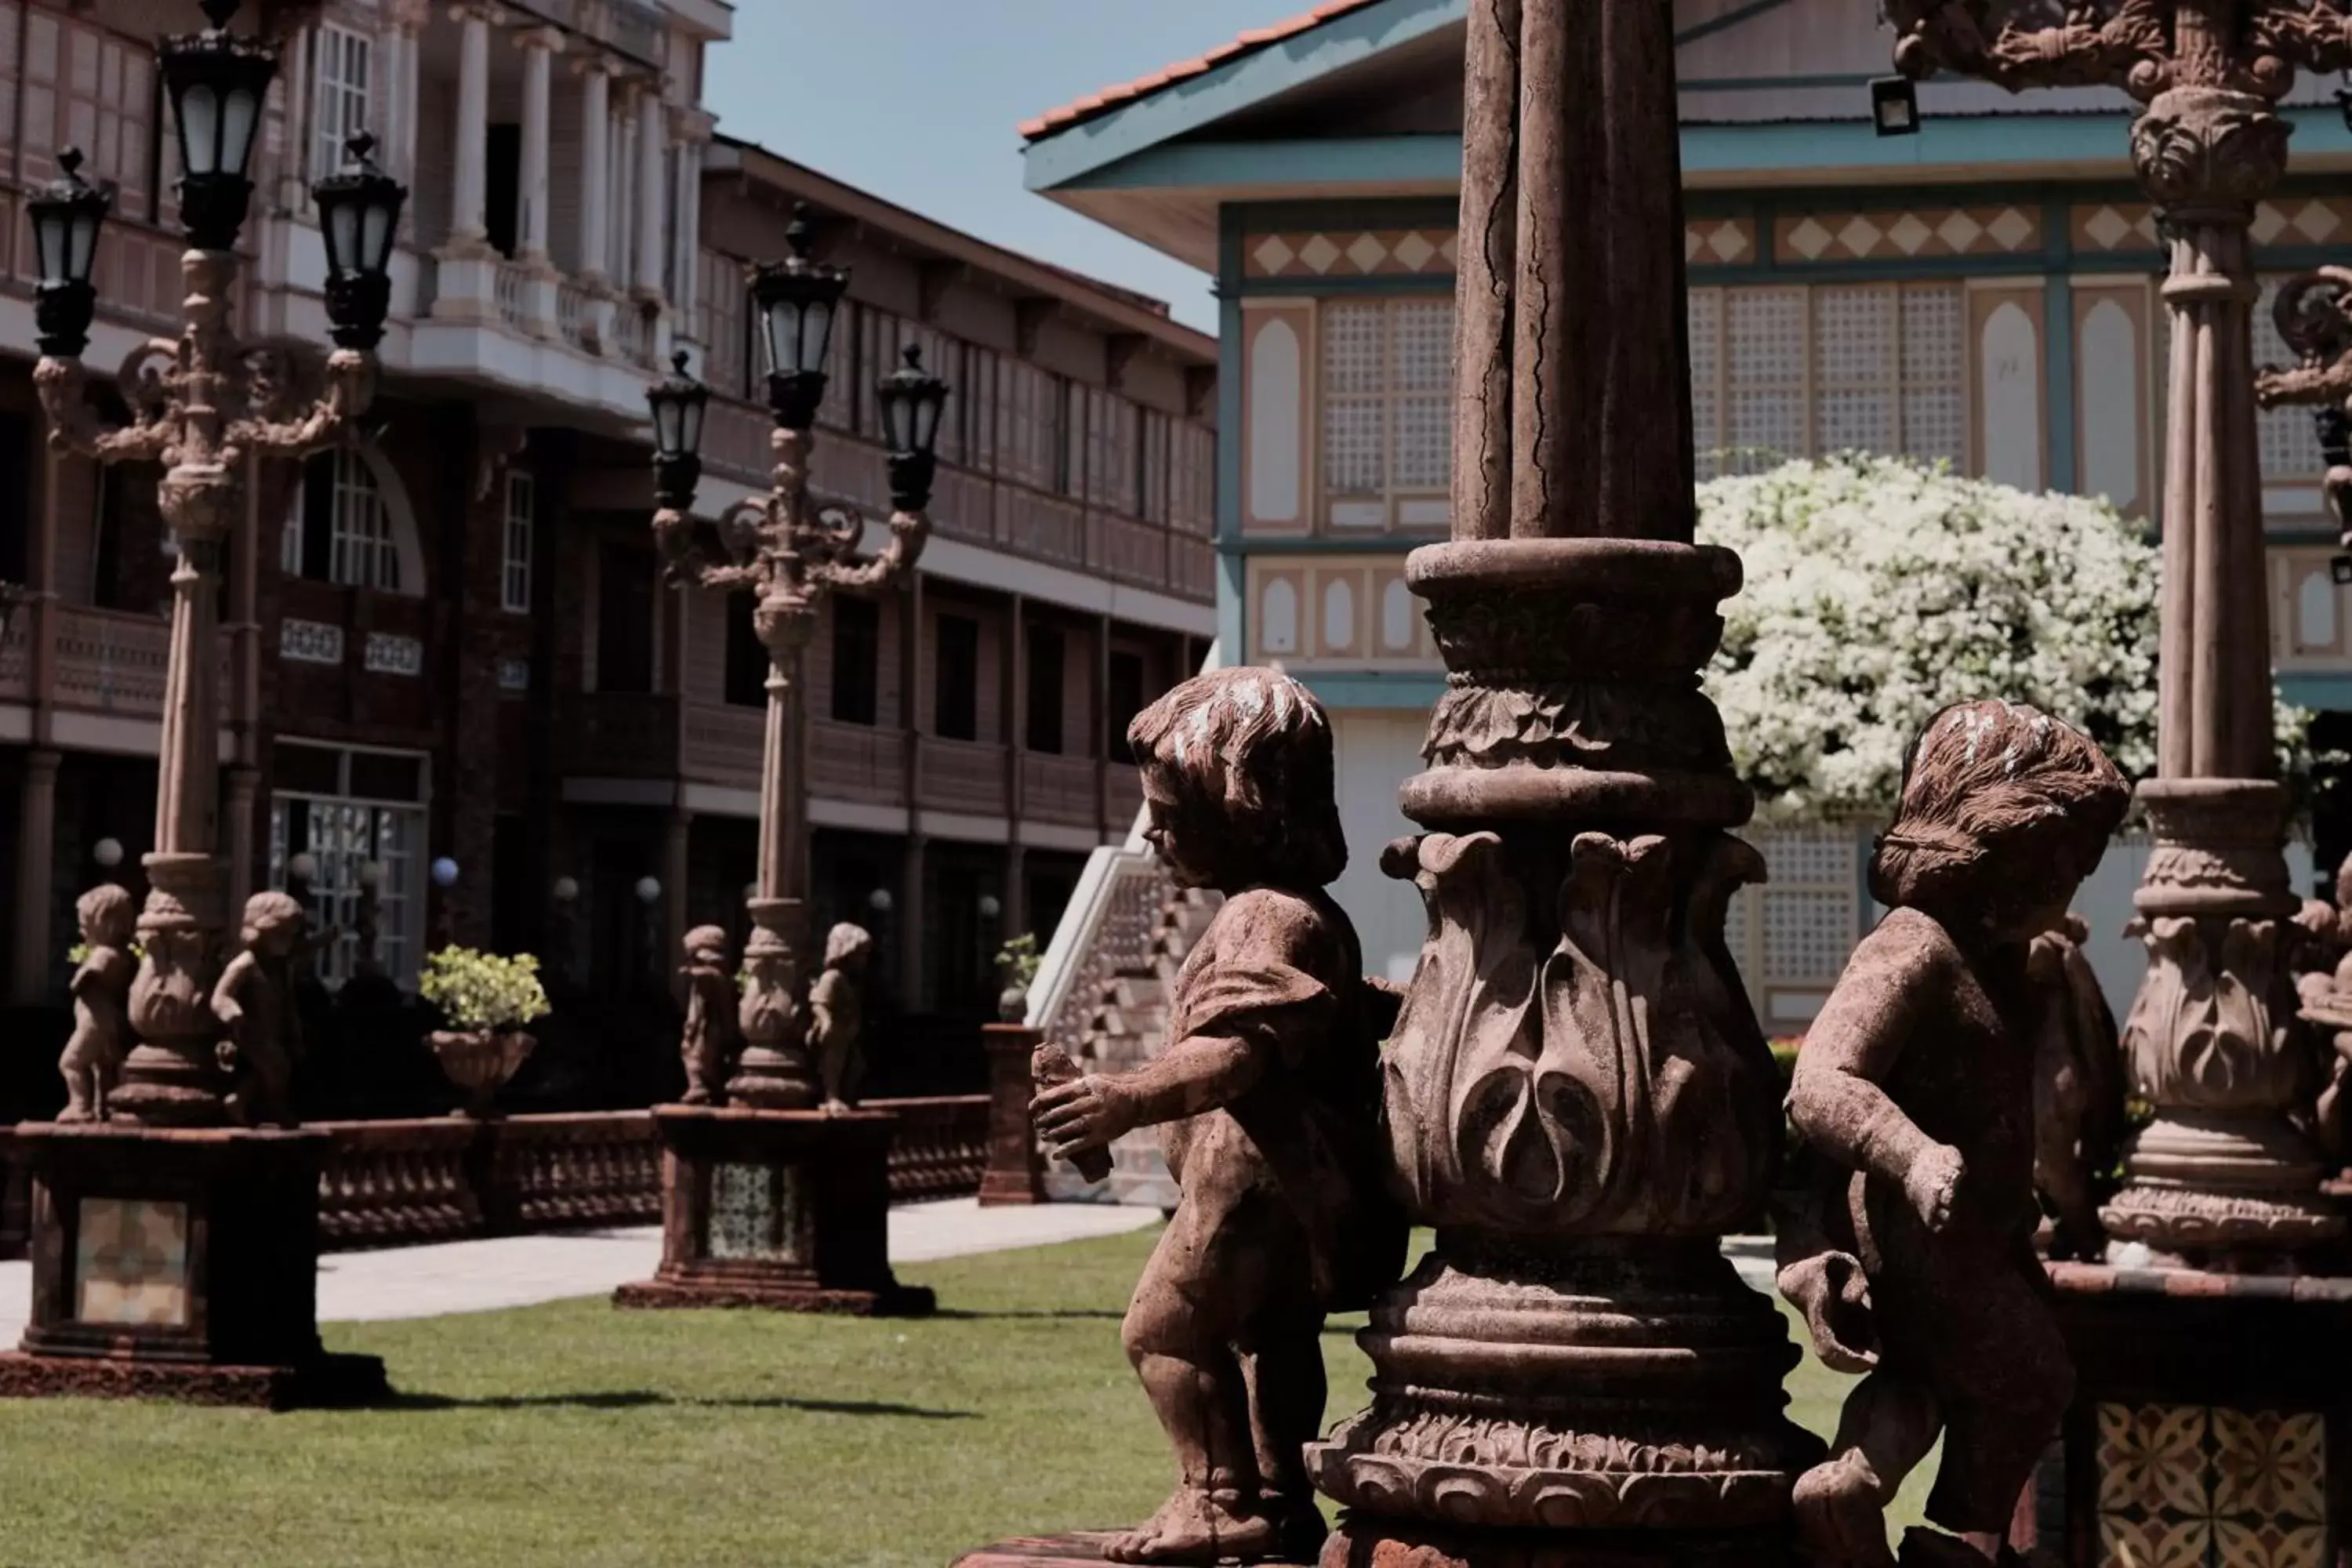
xmin=58 ymin=883 xmax=138 ymax=1123
xmin=1031 ymin=668 xmax=1408 ymax=1566
xmin=679 ymin=924 xmax=739 ymax=1105
xmin=212 ymin=890 xmax=310 ymax=1128
xmin=2027 ymin=911 xmax=2124 ymax=1261
xmin=813 ymin=920 xmax=873 ymax=1113
xmin=1777 ymin=700 xmax=2129 ymax=1568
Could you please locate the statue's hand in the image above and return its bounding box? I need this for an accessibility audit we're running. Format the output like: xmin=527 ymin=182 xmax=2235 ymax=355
xmin=215 ymin=1038 xmax=242 ymax=1076
xmin=1776 ymin=1250 xmax=1879 ymax=1374
xmin=1031 ymin=1073 xmax=1135 ymax=1158
xmin=1904 ymin=1142 xmax=1965 ymax=1234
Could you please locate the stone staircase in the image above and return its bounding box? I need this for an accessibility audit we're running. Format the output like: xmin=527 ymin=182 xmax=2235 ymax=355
xmin=1079 ymin=888 xmax=1222 ymax=1208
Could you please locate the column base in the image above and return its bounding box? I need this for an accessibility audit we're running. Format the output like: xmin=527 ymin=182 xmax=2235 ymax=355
xmin=612 ymin=1105 xmax=933 ymax=1317
xmin=6 ymin=1122 xmax=383 ymax=1409
xmin=1320 ymin=1516 xmax=1795 ymax=1568
xmin=0 ymin=1348 xmax=386 ymax=1410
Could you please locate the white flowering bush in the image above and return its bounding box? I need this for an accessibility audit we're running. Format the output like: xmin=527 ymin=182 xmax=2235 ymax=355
xmin=1697 ymin=455 xmax=2311 ymax=824
xmin=419 ymin=946 xmax=551 ymax=1032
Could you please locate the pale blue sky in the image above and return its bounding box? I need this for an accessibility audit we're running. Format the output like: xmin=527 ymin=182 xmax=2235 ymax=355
xmin=703 ymin=2 xmax=1288 ymax=335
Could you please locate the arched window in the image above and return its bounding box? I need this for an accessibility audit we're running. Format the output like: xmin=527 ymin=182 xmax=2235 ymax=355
xmin=281 ymin=442 xmax=423 ymax=593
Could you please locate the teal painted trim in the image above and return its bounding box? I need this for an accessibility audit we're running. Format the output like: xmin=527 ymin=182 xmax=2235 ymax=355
xmin=1219 ymin=535 xmax=1425 ymax=557
xmin=1684 ymin=73 xmax=1875 ymax=93
xmin=1216 ymin=550 xmax=1247 ymax=668
xmin=1054 ymin=135 xmax=1461 ymax=194
xmin=2045 ymin=198 xmax=2077 ymax=495
xmin=2279 ymin=672 xmax=2352 ymax=712
xmin=1021 ymin=0 xmax=1466 ymax=191
xmin=1675 ymin=0 xmax=1796 ymax=48
xmin=1232 ymin=196 xmax=1461 ymax=233
xmin=1698 ymin=253 xmax=2049 ymax=285
xmin=1236 ymin=274 xmax=1457 ymax=298
xmin=1216 ymin=214 xmax=1244 ymax=554
xmin=1298 ymin=671 xmax=1447 ymax=710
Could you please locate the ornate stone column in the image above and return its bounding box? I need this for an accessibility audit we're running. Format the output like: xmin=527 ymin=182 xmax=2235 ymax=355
xmin=633 ymin=85 xmax=667 ymax=307
xmin=447 ymin=4 xmax=492 ymax=249
xmin=1305 ymin=4 xmax=1819 ymax=1562
xmin=2103 ymin=82 xmax=2343 ymax=1262
xmin=575 ymin=59 xmax=612 ymax=289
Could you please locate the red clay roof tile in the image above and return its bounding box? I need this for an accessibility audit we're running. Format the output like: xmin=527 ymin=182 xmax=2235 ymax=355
xmin=1018 ymin=0 xmax=1384 ymax=142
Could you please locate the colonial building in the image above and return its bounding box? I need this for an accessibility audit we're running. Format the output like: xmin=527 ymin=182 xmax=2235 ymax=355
xmin=554 ymin=139 xmax=1215 ymax=1075
xmin=0 ymin=0 xmax=1217 ymax=1103
xmin=1018 ymin=0 xmax=2351 ymax=1030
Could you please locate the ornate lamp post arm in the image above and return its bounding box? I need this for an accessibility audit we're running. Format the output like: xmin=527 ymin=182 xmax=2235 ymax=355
xmin=21 ymin=0 xmax=405 ymax=1128
xmin=2258 ymin=267 xmax=2352 ymax=551
xmin=642 ymin=242 xmax=949 ymax=1110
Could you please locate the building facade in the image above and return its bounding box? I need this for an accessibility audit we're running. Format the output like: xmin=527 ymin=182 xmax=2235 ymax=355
xmin=1 ymin=0 xmax=1217 ymax=1105
xmin=1018 ymin=0 xmax=2352 ymax=1029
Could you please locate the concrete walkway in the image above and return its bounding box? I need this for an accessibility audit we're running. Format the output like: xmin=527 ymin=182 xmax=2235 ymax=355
xmin=0 ymin=1198 xmax=1160 ymax=1347
xmin=1 ymin=1209 xmax=1780 ymax=1350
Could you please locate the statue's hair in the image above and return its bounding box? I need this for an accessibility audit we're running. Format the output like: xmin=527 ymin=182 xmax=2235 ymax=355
xmin=1126 ymin=667 xmax=1346 ymax=888
xmin=242 ymin=890 xmax=306 ymax=938
xmin=76 ymin=884 xmax=134 ymax=940
xmin=824 ymin=922 xmax=871 ymax=967
xmin=1869 ymin=699 xmax=2129 ymax=914
xmin=683 ymin=924 xmax=730 ymax=957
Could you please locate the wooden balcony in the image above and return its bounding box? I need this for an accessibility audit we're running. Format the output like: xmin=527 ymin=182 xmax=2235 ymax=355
xmin=917 ymin=736 xmax=1010 ymax=817
xmin=809 ymin=720 xmax=907 ymax=806
xmin=696 ymin=393 xmax=1212 ymax=603
xmin=1022 ymin=753 xmax=1099 ymax=829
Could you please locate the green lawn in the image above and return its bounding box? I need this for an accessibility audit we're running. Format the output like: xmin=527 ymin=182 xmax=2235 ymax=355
xmin=0 ymin=1229 xmax=1925 ymax=1567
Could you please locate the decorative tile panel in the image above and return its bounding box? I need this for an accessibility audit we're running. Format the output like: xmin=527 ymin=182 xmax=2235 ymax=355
xmin=73 ymin=1197 xmax=191 ymax=1327
xmin=1773 ymin=205 xmax=2042 ymax=263
xmin=1244 ymin=229 xmax=1460 ymax=278
xmin=496 ymin=657 xmax=531 ymax=693
xmin=279 ymin=618 xmax=345 ymax=666
xmin=706 ymin=1161 xmax=806 ymax=1262
xmin=1684 ymin=217 xmax=1756 ymax=267
xmin=2095 ymin=1402 xmax=2328 ymax=1568
xmin=2077 ymin=197 xmax=2352 ymax=253
xmin=362 ymin=632 xmax=424 ymax=677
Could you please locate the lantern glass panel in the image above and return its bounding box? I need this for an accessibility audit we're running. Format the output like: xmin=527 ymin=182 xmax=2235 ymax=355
xmin=180 ymin=84 xmax=222 ymax=174
xmin=327 ymin=201 xmax=361 ymax=276
xmin=222 ymin=85 xmax=261 ymax=176
xmin=681 ymin=397 xmax=705 ymax=455
xmin=915 ymin=390 xmax=943 ymax=452
xmin=361 ymin=199 xmax=394 ymax=270
xmin=801 ymin=297 xmax=835 ymax=376
xmin=69 ymin=211 xmax=99 ymax=278
xmin=760 ymin=300 xmax=793 ymax=377
xmin=31 ymin=211 xmax=62 ymax=283
xmin=652 ymin=396 xmax=683 ymax=455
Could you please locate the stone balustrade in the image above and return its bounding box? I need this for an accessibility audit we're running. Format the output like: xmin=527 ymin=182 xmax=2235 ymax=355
xmin=0 ymin=1096 xmax=991 ymax=1259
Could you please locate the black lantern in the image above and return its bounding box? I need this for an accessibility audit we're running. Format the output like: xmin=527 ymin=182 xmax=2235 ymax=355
xmin=313 ymin=131 xmax=407 ymax=350
xmin=26 ymin=147 xmax=111 ymax=357
xmin=646 ymin=350 xmax=710 ymax=513
xmin=1871 ymin=75 xmax=1920 ymax=137
xmin=876 ymin=344 xmax=950 ymax=512
xmin=750 ymin=204 xmax=848 ymax=431
xmin=161 ymin=0 xmax=280 ymax=252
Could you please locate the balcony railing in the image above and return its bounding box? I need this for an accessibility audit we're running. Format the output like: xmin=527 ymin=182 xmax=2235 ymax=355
xmin=918 ymin=736 xmax=1010 ymax=816
xmin=608 ymin=301 xmax=656 ymax=369
xmin=557 ymin=281 xmax=599 ymax=354
xmin=810 ymin=720 xmax=908 ymax=805
xmin=494 ymin=262 xmax=533 ymax=333
xmin=1022 ymin=753 xmax=1099 ymax=829
xmin=680 ymin=702 xmax=763 ymax=791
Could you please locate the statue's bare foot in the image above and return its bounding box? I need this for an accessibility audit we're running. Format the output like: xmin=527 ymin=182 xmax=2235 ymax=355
xmin=681 ymin=1087 xmax=713 ymax=1106
xmin=1793 ymin=1453 xmax=1897 ymax=1568
xmin=56 ymin=1105 xmax=93 ymax=1125
xmin=1103 ymin=1487 xmax=1275 ymax=1564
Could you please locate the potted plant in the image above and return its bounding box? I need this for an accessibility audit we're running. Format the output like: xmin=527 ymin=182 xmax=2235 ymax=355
xmin=418 ymin=946 xmax=551 ymax=1118
xmin=994 ymin=933 xmax=1041 ymax=1023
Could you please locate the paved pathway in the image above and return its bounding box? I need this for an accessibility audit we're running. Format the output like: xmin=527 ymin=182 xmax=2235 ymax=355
xmin=0 ymin=1198 xmax=1159 ymax=1347
xmin=1 ymin=1208 xmax=1779 ymax=1349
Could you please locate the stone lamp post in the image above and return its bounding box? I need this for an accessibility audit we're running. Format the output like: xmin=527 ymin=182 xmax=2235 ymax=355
xmin=1889 ymin=0 xmax=2350 ymax=1269
xmin=0 ymin=0 xmax=404 ymax=1407
xmin=612 ymin=208 xmax=945 ymax=1317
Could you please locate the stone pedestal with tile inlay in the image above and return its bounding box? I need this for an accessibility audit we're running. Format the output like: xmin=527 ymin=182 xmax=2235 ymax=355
xmin=612 ymin=1105 xmax=933 ymax=1316
xmin=2029 ymin=1262 xmax=2352 ymax=1568
xmin=0 ymin=1122 xmax=387 ymax=1409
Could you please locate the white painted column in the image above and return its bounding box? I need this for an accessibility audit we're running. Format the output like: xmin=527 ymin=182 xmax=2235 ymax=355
xmin=449 ymin=5 xmax=492 ymax=249
xmin=610 ymin=93 xmax=636 ymax=291
xmin=517 ymin=27 xmax=558 ymax=263
xmin=390 ymin=0 xmax=429 ymax=180
xmin=578 ymin=63 xmax=611 ymax=286
xmin=634 ymin=87 xmax=666 ymax=303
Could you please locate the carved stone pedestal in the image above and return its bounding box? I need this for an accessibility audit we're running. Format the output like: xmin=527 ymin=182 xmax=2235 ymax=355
xmin=953 ymin=1536 xmax=1309 ymax=1568
xmin=612 ymin=1104 xmax=934 ymax=1316
xmin=977 ymin=1024 xmax=1047 ymax=1207
xmin=0 ymin=1122 xmax=386 ymax=1409
xmin=2033 ymin=1261 xmax=2352 ymax=1568
xmin=2104 ymin=781 xmax=2344 ymax=1267
xmin=1319 ymin=1519 xmax=1795 ymax=1568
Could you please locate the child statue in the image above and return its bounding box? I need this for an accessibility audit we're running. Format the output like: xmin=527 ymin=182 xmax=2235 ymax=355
xmin=2027 ymin=912 xmax=2123 ymax=1261
xmin=212 ymin=891 xmax=310 ymax=1128
xmin=813 ymin=921 xmax=873 ymax=1112
xmin=679 ymin=924 xmax=738 ymax=1105
xmin=57 ymin=884 xmax=138 ymax=1123
xmin=1777 ymin=700 xmax=2129 ymax=1568
xmin=1031 ymin=668 xmax=1408 ymax=1566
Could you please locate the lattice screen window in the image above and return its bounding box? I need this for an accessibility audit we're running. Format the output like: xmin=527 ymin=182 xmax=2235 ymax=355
xmin=1319 ymin=298 xmax=1454 ymax=526
xmin=501 ymin=471 xmax=534 ymax=615
xmin=2255 ymin=280 xmax=2326 ymax=485
xmin=1171 ymin=421 xmax=1216 ymax=536
xmin=1721 ymin=828 xmax=1862 ymax=1024
xmin=1691 ymin=284 xmax=1968 ymax=477
xmin=696 ymin=249 xmax=748 ymax=400
xmin=18 ymin=11 xmax=155 ymax=216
